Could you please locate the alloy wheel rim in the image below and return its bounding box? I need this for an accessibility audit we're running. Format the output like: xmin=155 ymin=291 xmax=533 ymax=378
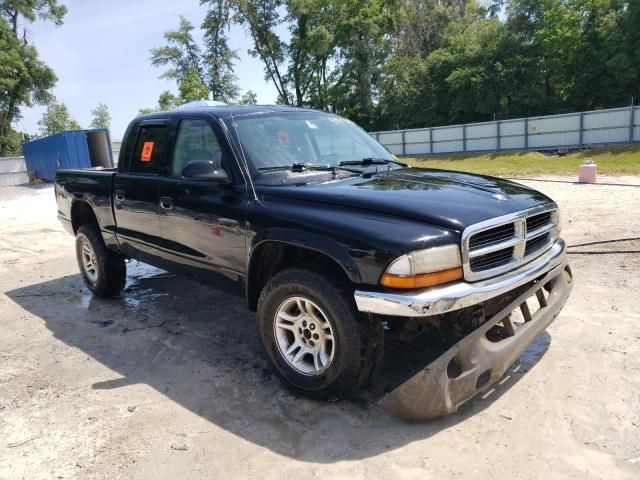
xmin=80 ymin=238 xmax=98 ymax=284
xmin=273 ymin=296 xmax=335 ymax=376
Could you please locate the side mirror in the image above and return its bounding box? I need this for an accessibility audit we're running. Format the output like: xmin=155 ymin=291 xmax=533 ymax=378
xmin=181 ymin=160 xmax=231 ymax=183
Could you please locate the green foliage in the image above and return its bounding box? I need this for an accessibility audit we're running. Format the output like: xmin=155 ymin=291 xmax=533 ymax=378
xmin=239 ymin=89 xmax=258 ymax=104
xmin=201 ymin=0 xmax=240 ymax=100
xmin=89 ymin=103 xmax=111 ymax=130
xmin=1 ymin=128 xmax=31 ymax=156
xmin=151 ymin=16 xmax=204 ymax=84
xmin=142 ymin=0 xmax=640 ymax=131
xmin=38 ymin=102 xmax=81 ymax=136
xmin=377 ymin=0 xmax=640 ymax=129
xmin=138 ymin=90 xmax=182 ymax=116
xmin=179 ymin=68 xmax=210 ymax=102
xmin=158 ymin=91 xmax=181 ymax=111
xmin=233 ymin=0 xmax=397 ymax=128
xmin=0 ymin=1 xmax=65 ymax=155
xmin=151 ymin=7 xmax=239 ymax=103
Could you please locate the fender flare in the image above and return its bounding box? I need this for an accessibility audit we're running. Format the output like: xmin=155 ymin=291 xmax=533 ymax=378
xmin=245 ymin=228 xmax=363 ymax=308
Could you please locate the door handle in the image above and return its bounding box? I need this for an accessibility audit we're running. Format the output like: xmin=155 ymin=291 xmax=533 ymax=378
xmin=160 ymin=196 xmax=173 ymax=210
xmin=115 ymin=190 xmax=125 ymax=202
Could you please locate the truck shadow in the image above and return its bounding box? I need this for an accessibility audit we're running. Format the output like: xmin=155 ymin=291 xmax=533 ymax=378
xmin=6 ymin=263 xmax=551 ymax=463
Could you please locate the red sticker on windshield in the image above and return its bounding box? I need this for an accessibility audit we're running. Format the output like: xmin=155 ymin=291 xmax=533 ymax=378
xmin=276 ymin=130 xmax=290 ymax=146
xmin=141 ymin=142 xmax=154 ymax=162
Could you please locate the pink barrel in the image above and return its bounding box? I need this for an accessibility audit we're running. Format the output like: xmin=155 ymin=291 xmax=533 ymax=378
xmin=578 ymin=159 xmax=597 ymax=183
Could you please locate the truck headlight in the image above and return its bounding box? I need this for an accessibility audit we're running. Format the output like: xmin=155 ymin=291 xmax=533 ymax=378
xmin=381 ymin=244 xmax=463 ymax=289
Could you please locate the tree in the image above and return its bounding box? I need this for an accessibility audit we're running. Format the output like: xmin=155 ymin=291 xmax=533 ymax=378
xmin=179 ymin=68 xmax=210 ymax=102
xmin=2 ymin=128 xmax=31 ymax=156
xmin=158 ymin=91 xmax=181 ymax=110
xmin=232 ymin=0 xmax=397 ymax=127
xmin=137 ymin=107 xmax=157 ymax=116
xmin=89 ymin=103 xmax=111 ymax=130
xmin=151 ymin=16 xmax=204 ymax=85
xmin=151 ymin=11 xmax=239 ymax=103
xmin=138 ymin=90 xmax=182 ymax=116
xmin=0 ymin=1 xmax=66 ymax=155
xmin=239 ymin=90 xmax=258 ymax=104
xmin=201 ymin=0 xmax=240 ymax=100
xmin=38 ymin=102 xmax=81 ymax=136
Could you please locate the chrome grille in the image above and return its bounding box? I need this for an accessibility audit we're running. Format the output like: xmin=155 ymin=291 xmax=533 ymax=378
xmin=469 ymin=246 xmax=514 ymax=271
xmin=468 ymin=223 xmax=516 ymax=250
xmin=525 ymin=232 xmax=551 ymax=256
xmin=462 ymin=206 xmax=559 ymax=281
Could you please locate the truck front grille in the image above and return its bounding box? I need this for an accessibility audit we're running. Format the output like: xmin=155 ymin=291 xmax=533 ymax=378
xmin=469 ymin=246 xmax=514 ymax=271
xmin=462 ymin=206 xmax=558 ymax=281
xmin=468 ymin=223 xmax=516 ymax=250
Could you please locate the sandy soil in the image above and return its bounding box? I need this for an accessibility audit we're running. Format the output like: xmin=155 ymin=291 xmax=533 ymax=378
xmin=1 ymin=176 xmax=639 ymax=480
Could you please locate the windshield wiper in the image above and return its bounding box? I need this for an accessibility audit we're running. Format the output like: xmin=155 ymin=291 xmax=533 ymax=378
xmin=258 ymin=163 xmax=362 ymax=174
xmin=339 ymin=157 xmax=407 ymax=168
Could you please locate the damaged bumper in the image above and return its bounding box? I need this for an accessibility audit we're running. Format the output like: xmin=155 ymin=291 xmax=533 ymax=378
xmin=354 ymin=240 xmax=573 ymax=421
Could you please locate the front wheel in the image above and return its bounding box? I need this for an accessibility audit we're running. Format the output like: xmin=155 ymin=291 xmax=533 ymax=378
xmin=257 ymin=269 xmax=383 ymax=398
xmin=76 ymin=224 xmax=126 ymax=298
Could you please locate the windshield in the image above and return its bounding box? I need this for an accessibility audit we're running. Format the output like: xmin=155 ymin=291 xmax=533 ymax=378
xmin=223 ymin=111 xmax=394 ymax=174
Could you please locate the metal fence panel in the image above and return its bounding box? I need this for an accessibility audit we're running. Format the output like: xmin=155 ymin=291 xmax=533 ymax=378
xmin=370 ymin=105 xmax=640 ymax=156
xmin=466 ymin=122 xmax=495 ymax=139
xmin=584 ymin=127 xmax=630 ymax=144
xmin=433 ymin=140 xmax=464 ymax=153
xmin=405 ymin=142 xmax=431 ymax=155
xmin=467 ymin=138 xmax=497 ymax=151
xmin=432 ymin=126 xmax=462 ymax=142
xmin=0 ymin=172 xmax=29 ymax=187
xmin=0 ymin=156 xmax=26 ymax=174
xmin=404 ymin=129 xmax=429 ymax=143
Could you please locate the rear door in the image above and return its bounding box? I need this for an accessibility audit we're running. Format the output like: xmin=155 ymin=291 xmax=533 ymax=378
xmin=113 ymin=122 xmax=167 ymax=259
xmin=157 ymin=117 xmax=247 ymax=291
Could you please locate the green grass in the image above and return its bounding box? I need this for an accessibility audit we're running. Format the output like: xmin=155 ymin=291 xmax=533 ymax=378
xmin=403 ymin=144 xmax=640 ymax=176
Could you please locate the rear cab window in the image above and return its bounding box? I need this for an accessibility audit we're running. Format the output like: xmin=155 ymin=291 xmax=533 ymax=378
xmin=129 ymin=125 xmax=168 ymax=175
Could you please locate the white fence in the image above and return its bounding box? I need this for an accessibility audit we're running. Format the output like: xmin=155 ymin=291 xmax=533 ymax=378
xmin=0 ymin=156 xmax=28 ymax=187
xmin=370 ymin=106 xmax=640 ymax=156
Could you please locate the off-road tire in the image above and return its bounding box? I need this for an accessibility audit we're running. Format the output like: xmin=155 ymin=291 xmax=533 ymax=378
xmin=257 ymin=268 xmax=383 ymax=398
xmin=76 ymin=224 xmax=126 ymax=298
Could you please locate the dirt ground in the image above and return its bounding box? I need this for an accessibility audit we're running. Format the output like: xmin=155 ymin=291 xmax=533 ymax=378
xmin=1 ymin=176 xmax=639 ymax=480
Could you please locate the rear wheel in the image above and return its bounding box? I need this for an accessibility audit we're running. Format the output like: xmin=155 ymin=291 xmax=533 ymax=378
xmin=76 ymin=224 xmax=126 ymax=298
xmin=257 ymin=269 xmax=383 ymax=398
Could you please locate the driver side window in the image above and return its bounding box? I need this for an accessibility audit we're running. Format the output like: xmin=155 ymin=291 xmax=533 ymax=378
xmin=172 ymin=119 xmax=223 ymax=177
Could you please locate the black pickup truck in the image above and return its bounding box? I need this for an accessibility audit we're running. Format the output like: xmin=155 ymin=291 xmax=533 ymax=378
xmin=55 ymin=103 xmax=573 ymax=420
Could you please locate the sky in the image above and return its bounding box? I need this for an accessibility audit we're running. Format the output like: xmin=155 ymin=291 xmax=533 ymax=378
xmin=15 ymin=0 xmax=280 ymax=140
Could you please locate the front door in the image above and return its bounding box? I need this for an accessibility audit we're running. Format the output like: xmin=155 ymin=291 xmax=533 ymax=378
xmin=113 ymin=123 xmax=167 ymax=260
xmin=157 ymin=118 xmax=247 ymax=293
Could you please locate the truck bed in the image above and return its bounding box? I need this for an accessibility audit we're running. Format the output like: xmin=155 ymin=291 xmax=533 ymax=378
xmin=55 ymin=168 xmax=118 ymax=240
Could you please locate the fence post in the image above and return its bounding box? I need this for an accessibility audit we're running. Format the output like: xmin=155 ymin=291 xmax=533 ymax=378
xmin=462 ymin=124 xmax=467 ymax=152
xmin=429 ymin=128 xmax=433 ymax=155
xmin=579 ymin=112 xmax=584 ymax=149
xmin=401 ymin=130 xmax=406 ymax=156
xmin=375 ymin=132 xmax=380 ymax=143
xmin=630 ymin=103 xmax=635 ymax=144
xmin=496 ymin=121 xmax=501 ymax=152
xmin=524 ymin=118 xmax=529 ymax=150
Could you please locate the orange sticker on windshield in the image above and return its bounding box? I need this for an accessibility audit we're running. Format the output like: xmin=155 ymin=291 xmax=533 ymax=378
xmin=141 ymin=142 xmax=154 ymax=162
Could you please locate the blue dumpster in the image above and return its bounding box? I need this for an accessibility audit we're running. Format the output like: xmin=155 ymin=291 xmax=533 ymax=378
xmin=23 ymin=129 xmax=113 ymax=182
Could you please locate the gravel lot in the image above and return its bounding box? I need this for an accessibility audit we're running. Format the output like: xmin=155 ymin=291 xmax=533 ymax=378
xmin=1 ymin=177 xmax=639 ymax=479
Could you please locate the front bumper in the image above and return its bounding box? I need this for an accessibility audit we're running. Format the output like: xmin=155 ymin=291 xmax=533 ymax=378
xmin=354 ymin=239 xmax=568 ymax=317
xmin=379 ymin=260 xmax=573 ymax=421
xmin=354 ymin=239 xmax=573 ymax=421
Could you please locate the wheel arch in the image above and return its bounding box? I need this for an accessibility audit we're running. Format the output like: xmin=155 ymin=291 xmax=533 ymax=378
xmin=71 ymin=200 xmax=99 ymax=234
xmin=246 ymin=233 xmax=362 ymax=312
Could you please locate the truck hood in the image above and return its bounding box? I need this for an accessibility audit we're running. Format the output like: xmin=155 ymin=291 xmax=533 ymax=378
xmin=259 ymin=168 xmax=554 ymax=232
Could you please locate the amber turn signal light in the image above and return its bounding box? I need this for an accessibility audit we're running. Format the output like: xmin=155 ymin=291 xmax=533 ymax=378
xmin=380 ymin=267 xmax=463 ymax=289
